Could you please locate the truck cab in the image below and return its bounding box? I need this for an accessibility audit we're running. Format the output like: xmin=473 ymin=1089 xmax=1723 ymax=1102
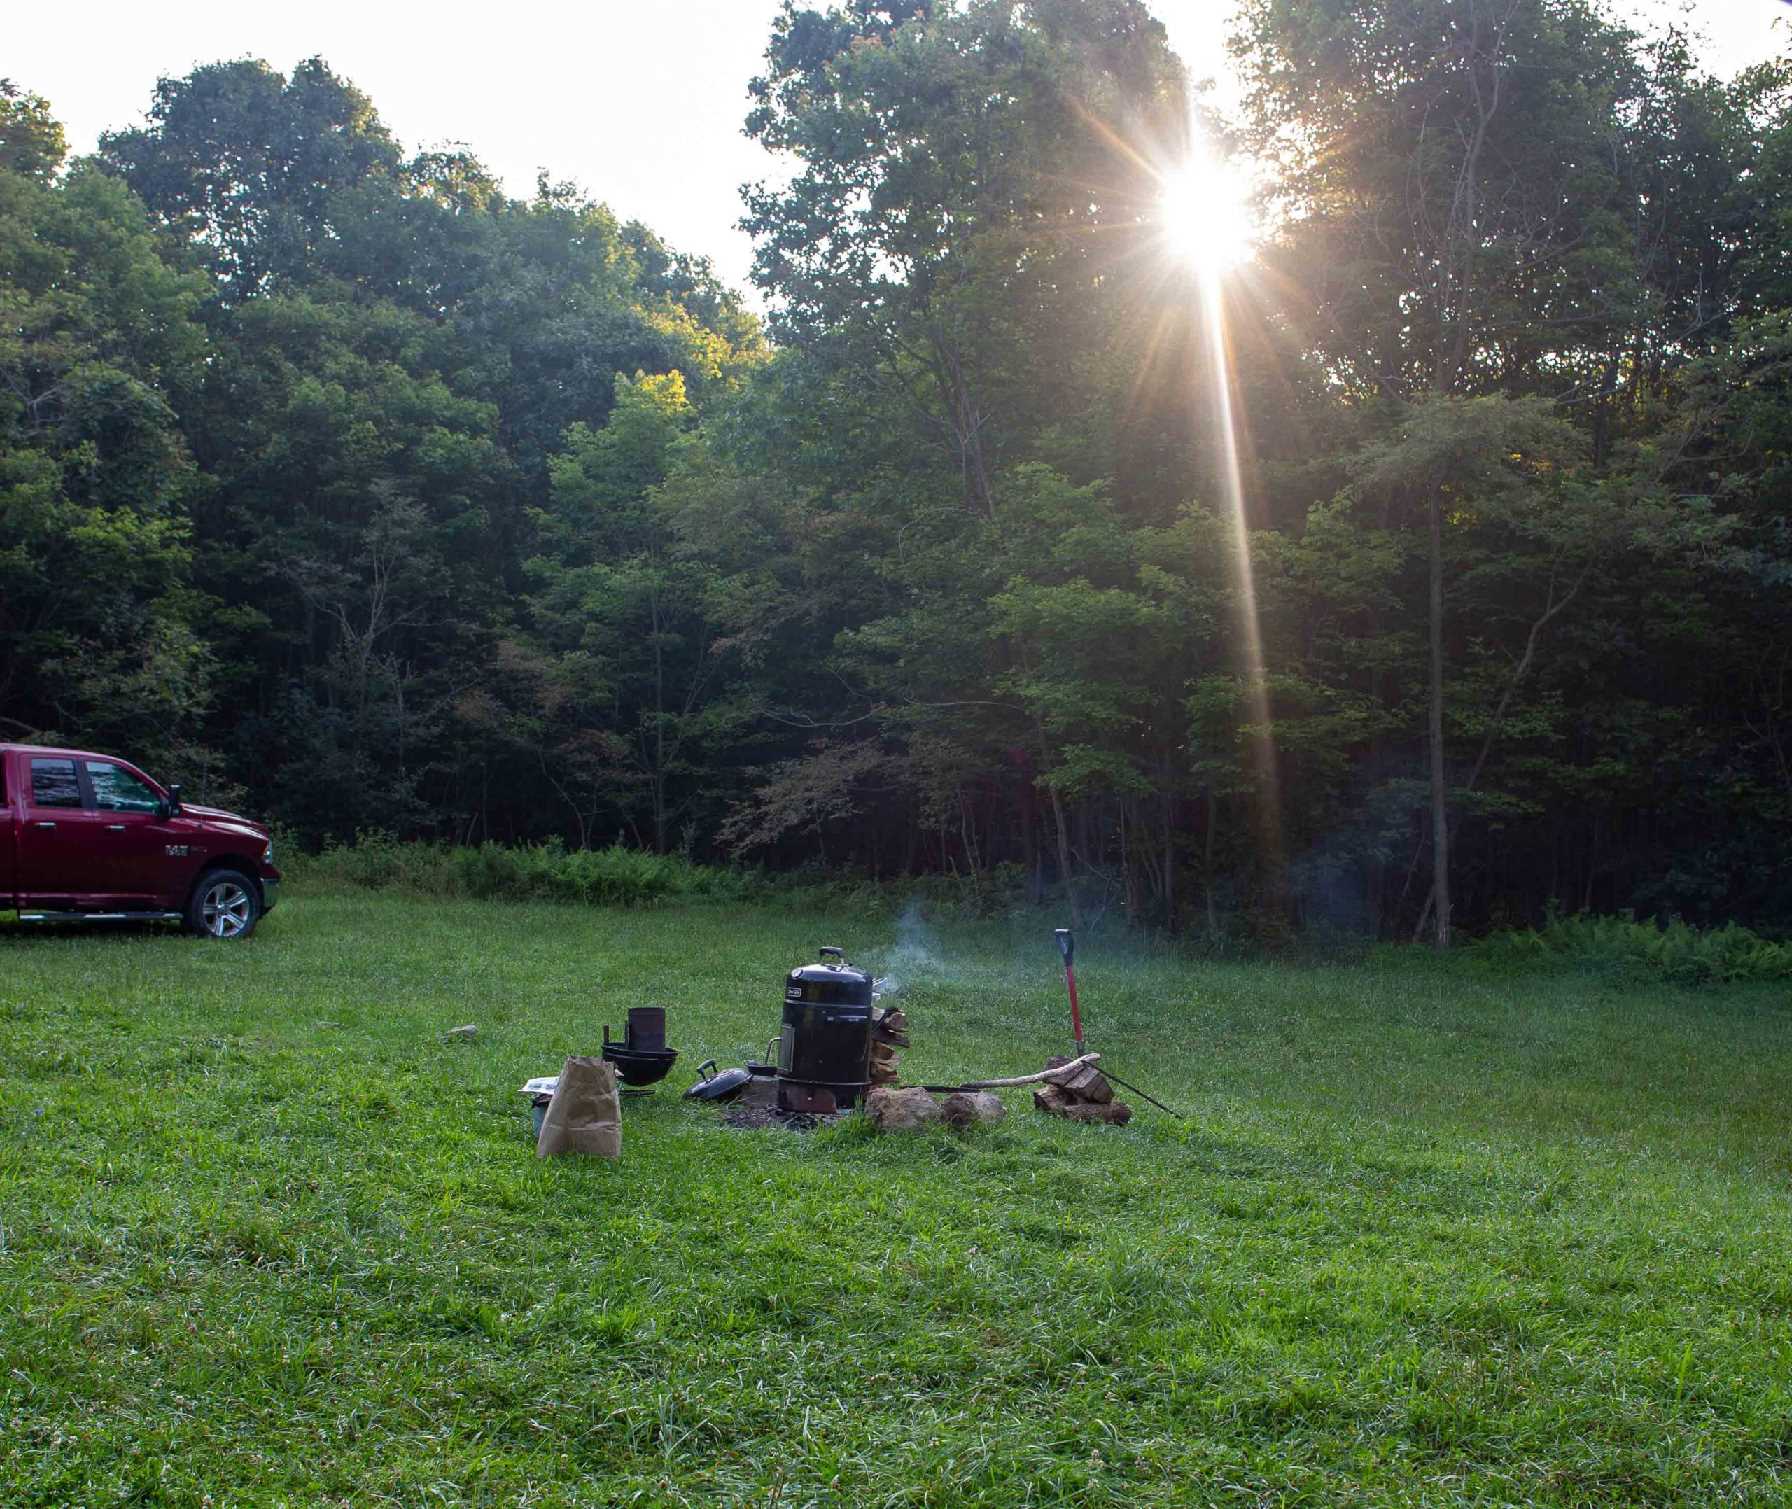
xmin=0 ymin=745 xmax=280 ymax=938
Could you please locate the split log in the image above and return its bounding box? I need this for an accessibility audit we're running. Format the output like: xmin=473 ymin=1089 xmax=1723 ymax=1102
xmin=1033 ymin=1085 xmax=1132 ymax=1125
xmin=869 ymin=1040 xmax=903 ymax=1086
xmin=1060 ymin=1100 xmax=1132 ymax=1126
xmin=1072 ymin=1071 xmax=1114 ymax=1104
xmin=1034 ymin=1057 xmax=1131 ymax=1126
xmin=1044 ymin=1055 xmax=1113 ymax=1104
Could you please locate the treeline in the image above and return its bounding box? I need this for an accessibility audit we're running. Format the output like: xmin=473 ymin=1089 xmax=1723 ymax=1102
xmin=3 ymin=0 xmax=1791 ymax=940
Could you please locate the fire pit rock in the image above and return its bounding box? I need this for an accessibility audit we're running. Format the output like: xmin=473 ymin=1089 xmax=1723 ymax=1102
xmin=940 ymin=1090 xmax=1006 ymax=1128
xmin=864 ymin=1086 xmax=1007 ymax=1132
xmin=864 ymin=1086 xmax=943 ymax=1132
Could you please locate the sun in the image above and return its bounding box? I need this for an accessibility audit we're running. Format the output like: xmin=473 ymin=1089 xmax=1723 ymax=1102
xmin=1157 ymin=151 xmax=1256 ymax=276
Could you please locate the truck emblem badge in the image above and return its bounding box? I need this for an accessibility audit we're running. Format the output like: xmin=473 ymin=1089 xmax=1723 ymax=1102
xmin=165 ymin=844 xmax=190 ymax=857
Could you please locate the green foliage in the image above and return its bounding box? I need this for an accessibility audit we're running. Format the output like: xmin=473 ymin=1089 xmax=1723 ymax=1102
xmin=745 ymin=0 xmax=1188 ymax=512
xmin=0 ymin=141 xmax=212 ymax=762
xmin=97 ymin=57 xmax=403 ymax=291
xmin=295 ymin=831 xmax=749 ymax=907
xmin=45 ymin=57 xmax=766 ymax=845
xmin=1475 ymin=912 xmax=1792 ymax=986
xmin=5 ymin=15 xmax=1792 ymax=943
xmin=1235 ymin=0 xmax=1647 ymax=396
xmin=0 ymin=79 xmax=66 ymax=177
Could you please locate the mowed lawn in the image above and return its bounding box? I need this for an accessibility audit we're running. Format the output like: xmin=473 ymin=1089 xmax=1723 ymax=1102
xmin=2 ymin=894 xmax=1790 ymax=1506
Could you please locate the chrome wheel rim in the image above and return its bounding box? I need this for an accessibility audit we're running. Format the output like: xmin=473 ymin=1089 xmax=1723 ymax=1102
xmin=201 ymin=881 xmax=253 ymax=938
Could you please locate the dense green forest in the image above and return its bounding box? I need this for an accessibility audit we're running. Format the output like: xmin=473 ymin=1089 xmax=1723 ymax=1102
xmin=4 ymin=0 xmax=1791 ymax=939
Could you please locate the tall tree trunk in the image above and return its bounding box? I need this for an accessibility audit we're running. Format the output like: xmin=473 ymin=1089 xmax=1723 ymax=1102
xmin=1161 ymin=778 xmax=1176 ymax=935
xmin=1047 ymin=781 xmax=1080 ymax=929
xmin=929 ymin=332 xmax=993 ymax=517
xmin=651 ymin=586 xmax=666 ymax=854
xmin=1426 ymin=485 xmax=1451 ymax=948
xmin=1414 ymin=0 xmax=1513 ymax=949
xmin=1204 ymin=785 xmax=1219 ymax=940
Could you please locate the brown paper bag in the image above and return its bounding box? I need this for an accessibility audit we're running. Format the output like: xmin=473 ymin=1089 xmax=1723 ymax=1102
xmin=535 ymin=1055 xmax=622 ymax=1160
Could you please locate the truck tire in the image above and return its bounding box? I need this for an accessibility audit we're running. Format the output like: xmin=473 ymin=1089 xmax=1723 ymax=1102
xmin=186 ymin=868 xmax=262 ymax=939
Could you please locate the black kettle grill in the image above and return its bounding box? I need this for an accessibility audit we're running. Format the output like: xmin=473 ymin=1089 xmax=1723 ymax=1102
xmin=777 ymin=946 xmax=875 ymax=1114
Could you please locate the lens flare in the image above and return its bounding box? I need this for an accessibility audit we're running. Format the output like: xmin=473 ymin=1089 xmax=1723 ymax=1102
xmin=1170 ymin=140 xmax=1282 ymax=873
xmin=1157 ymin=153 xmax=1255 ymax=276
xmin=1196 ymin=269 xmax=1280 ymax=855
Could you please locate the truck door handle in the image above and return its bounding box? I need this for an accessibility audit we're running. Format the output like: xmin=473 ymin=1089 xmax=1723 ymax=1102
xmin=31 ymin=820 xmax=56 ymax=830
xmin=106 ymin=824 xmax=127 ymax=832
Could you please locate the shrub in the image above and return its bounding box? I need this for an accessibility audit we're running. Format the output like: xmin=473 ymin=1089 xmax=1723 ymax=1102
xmin=294 ymin=834 xmax=748 ymax=909
xmin=1473 ymin=912 xmax=1792 ymax=986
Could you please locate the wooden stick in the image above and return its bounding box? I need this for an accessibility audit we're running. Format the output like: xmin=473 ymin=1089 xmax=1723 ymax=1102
xmin=918 ymin=1053 xmax=1102 ymax=1093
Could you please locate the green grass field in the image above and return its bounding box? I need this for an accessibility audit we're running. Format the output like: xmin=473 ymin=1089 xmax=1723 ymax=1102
xmin=2 ymin=892 xmax=1790 ymax=1506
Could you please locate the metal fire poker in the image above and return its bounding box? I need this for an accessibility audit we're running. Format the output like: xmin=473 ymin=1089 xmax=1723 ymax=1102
xmin=1050 ymin=927 xmax=1184 ymax=1119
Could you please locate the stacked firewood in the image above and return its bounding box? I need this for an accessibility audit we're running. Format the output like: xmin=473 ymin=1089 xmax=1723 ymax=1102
xmin=1033 ymin=1054 xmax=1132 ymax=1125
xmin=869 ymin=1004 xmax=909 ymax=1087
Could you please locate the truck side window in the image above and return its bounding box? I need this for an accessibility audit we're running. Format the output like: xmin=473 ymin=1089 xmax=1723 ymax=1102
xmin=85 ymin=761 xmax=160 ymax=814
xmin=30 ymin=759 xmax=83 ymax=809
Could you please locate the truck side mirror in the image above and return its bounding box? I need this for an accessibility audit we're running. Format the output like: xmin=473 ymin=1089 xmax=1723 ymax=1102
xmin=161 ymin=783 xmax=183 ymax=819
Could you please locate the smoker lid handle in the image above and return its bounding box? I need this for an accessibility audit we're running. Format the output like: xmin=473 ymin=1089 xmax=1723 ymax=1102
xmin=819 ymin=945 xmax=845 ymax=965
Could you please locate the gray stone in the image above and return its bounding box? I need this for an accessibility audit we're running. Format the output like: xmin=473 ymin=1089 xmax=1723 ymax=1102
xmin=865 ymin=1086 xmax=943 ymax=1132
xmin=940 ymin=1090 xmax=1007 ymax=1127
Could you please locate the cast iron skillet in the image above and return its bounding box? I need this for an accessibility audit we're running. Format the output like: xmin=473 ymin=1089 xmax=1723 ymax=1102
xmin=684 ymin=1059 xmax=753 ymax=1101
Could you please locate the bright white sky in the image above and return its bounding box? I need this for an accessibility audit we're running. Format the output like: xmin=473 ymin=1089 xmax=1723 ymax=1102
xmin=9 ymin=1 xmax=1787 ymax=299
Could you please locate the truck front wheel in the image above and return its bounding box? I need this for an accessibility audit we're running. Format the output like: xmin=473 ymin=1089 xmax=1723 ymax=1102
xmin=186 ymin=869 xmax=262 ymax=939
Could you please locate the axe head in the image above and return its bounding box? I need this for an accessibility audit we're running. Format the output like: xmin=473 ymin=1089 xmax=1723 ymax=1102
xmin=1054 ymin=928 xmax=1074 ymax=965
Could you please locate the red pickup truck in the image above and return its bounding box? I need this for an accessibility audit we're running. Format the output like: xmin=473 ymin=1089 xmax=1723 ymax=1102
xmin=0 ymin=744 xmax=281 ymax=938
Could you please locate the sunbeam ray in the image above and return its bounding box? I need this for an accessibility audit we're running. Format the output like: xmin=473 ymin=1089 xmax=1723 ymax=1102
xmin=1194 ymin=261 xmax=1283 ymax=875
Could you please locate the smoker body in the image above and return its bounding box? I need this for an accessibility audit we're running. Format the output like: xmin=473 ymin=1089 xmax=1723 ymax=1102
xmin=777 ymin=947 xmax=875 ymax=1112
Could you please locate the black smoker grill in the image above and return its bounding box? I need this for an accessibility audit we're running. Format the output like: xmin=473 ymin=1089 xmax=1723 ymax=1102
xmin=777 ymin=946 xmax=875 ymax=1114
